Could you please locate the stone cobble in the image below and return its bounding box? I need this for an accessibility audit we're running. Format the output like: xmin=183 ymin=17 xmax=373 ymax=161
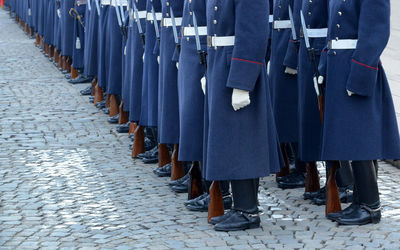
xmin=1 ymin=6 xmax=400 ymax=250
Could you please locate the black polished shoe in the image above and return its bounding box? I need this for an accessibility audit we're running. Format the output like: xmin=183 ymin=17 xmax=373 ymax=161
xmin=209 ymin=210 xmax=236 ymax=225
xmin=68 ymin=75 xmax=93 ymax=84
xmin=327 ymin=203 xmax=358 ymax=221
xmin=335 ymin=203 xmax=381 ymax=225
xmin=168 ymin=173 xmax=189 ymax=187
xmin=80 ymin=86 xmax=92 ymax=96
xmin=153 ymin=163 xmax=172 ymax=177
xmin=214 ymin=210 xmax=260 ymax=231
xmin=144 ymin=137 xmax=156 ymax=151
xmin=102 ymin=108 xmax=110 ymax=114
xmin=107 ymin=114 xmax=119 ymax=124
xmin=171 ymin=177 xmax=189 ymax=193
xmin=184 ymin=193 xmax=208 ymax=206
xmin=96 ymin=100 xmax=106 ymax=109
xmin=277 ymin=171 xmax=306 ymax=189
xmin=142 ymin=155 xmax=158 ymax=164
xmin=137 ymin=146 xmax=158 ymax=159
xmin=223 ymin=194 xmax=233 ymax=210
xmin=63 ymin=71 xmax=70 ymax=76
xmin=186 ymin=194 xmax=209 ymax=212
xmin=313 ymin=187 xmax=353 ymax=206
xmin=304 ymin=186 xmax=326 ymax=200
xmin=116 ymin=123 xmax=130 ymax=133
xmin=49 ymin=57 xmax=54 ymax=62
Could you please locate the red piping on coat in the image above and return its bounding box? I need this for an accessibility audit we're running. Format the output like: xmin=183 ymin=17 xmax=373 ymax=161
xmin=232 ymin=57 xmax=263 ymax=66
xmin=352 ymin=59 xmax=378 ymax=70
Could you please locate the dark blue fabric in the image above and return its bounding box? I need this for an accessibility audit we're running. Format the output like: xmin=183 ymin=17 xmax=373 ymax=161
xmin=61 ymin=0 xmax=75 ymax=56
xmin=203 ymin=0 xmax=282 ymax=181
xmin=177 ymin=0 xmax=207 ymax=161
xmin=269 ymin=0 xmax=298 ymax=143
xmin=53 ymin=0 xmax=62 ymax=50
xmin=105 ymin=6 xmax=123 ymax=95
xmin=84 ymin=0 xmax=99 ymax=77
xmin=98 ymin=5 xmax=110 ymax=89
xmin=122 ymin=9 xmax=132 ymax=110
xmin=44 ymin=0 xmax=55 ymax=45
xmin=318 ymin=0 xmax=400 ymax=160
xmin=139 ymin=0 xmax=162 ymax=127
xmin=72 ymin=4 xmax=86 ymax=69
xmin=157 ymin=0 xmax=184 ymax=144
xmin=128 ymin=0 xmax=147 ymax=122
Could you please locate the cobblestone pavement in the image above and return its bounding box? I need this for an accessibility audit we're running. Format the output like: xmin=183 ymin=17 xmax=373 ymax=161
xmin=1 ymin=7 xmax=400 ymax=250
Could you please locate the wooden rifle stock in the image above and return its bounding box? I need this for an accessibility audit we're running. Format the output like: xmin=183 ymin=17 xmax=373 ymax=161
xmin=91 ymin=78 xmax=97 ymax=96
xmin=49 ymin=45 xmax=54 ymax=58
xmin=94 ymin=84 xmax=104 ymax=105
xmin=171 ymin=144 xmax=185 ymax=180
xmin=118 ymin=100 xmax=129 ymax=124
xmin=188 ymin=162 xmax=203 ymax=200
xmin=276 ymin=143 xmax=290 ymax=179
xmin=71 ymin=67 xmax=79 ymax=79
xmin=129 ymin=122 xmax=135 ymax=135
xmin=305 ymin=162 xmax=320 ymax=192
xmin=158 ymin=143 xmax=171 ymax=168
xmin=131 ymin=124 xmax=145 ymax=158
xmin=109 ymin=94 xmax=119 ymax=117
xmin=208 ymin=181 xmax=224 ymax=222
xmin=325 ymin=161 xmax=342 ymax=215
xmin=54 ymin=48 xmax=59 ymax=65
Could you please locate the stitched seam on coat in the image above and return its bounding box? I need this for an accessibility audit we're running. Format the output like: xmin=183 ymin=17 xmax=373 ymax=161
xmin=232 ymin=57 xmax=263 ymax=66
xmin=352 ymin=59 xmax=378 ymax=70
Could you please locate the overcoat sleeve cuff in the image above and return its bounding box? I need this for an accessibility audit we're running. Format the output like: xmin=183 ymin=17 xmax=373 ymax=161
xmin=283 ymin=40 xmax=298 ymax=69
xmin=346 ymin=59 xmax=378 ymax=97
xmin=318 ymin=50 xmax=328 ymax=77
xmin=226 ymin=58 xmax=262 ymax=92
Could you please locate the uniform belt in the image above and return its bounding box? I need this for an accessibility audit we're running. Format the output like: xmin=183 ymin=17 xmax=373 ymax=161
xmin=306 ymin=28 xmax=328 ymax=38
xmin=111 ymin=0 xmax=128 ymax=7
xmin=161 ymin=17 xmax=182 ymax=27
xmin=272 ymin=20 xmax=291 ymax=29
xmin=134 ymin=10 xmax=147 ymax=19
xmin=207 ymin=35 xmax=235 ymax=48
xmin=328 ymin=39 xmax=358 ymax=50
xmin=101 ymin=0 xmax=111 ymax=5
xmin=75 ymin=0 xmax=87 ymax=6
xmin=182 ymin=26 xmax=207 ymax=37
xmin=146 ymin=12 xmax=162 ymax=21
xmin=269 ymin=15 xmax=273 ymax=23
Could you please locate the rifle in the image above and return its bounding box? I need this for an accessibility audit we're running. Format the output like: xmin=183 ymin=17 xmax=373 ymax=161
xmin=276 ymin=143 xmax=290 ymax=179
xmin=300 ymin=11 xmax=340 ymax=215
xmin=132 ymin=124 xmax=145 ymax=158
xmin=188 ymin=161 xmax=203 ymax=200
xmin=170 ymin=8 xmax=181 ymax=56
xmin=171 ymin=144 xmax=185 ymax=181
xmin=151 ymin=5 xmax=160 ymax=46
xmin=193 ymin=12 xmax=223 ymax=220
xmin=158 ymin=144 xmax=171 ymax=168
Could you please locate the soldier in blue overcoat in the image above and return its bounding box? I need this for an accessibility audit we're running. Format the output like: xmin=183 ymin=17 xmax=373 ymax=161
xmin=97 ymin=1 xmax=110 ymax=92
xmin=84 ymin=0 xmax=100 ymax=79
xmin=70 ymin=0 xmax=87 ymax=73
xmin=318 ymin=0 xmax=400 ymax=225
xmin=61 ymin=0 xmax=75 ymax=59
xmin=156 ymin=0 xmax=184 ymax=170
xmin=128 ymin=0 xmax=146 ymax=124
xmin=204 ymin=0 xmax=282 ymax=231
xmin=139 ymin=0 xmax=161 ymax=129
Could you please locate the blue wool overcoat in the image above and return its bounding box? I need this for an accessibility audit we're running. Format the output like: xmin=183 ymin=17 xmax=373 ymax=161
xmin=157 ymin=0 xmax=184 ymax=144
xmin=44 ymin=0 xmax=55 ymax=45
xmin=128 ymin=0 xmax=147 ymax=123
xmin=84 ymin=0 xmax=100 ymax=77
xmin=283 ymin=0 xmax=328 ymax=162
xmin=105 ymin=5 xmax=124 ymax=95
xmin=203 ymin=0 xmax=282 ymax=181
xmin=61 ymin=0 xmax=75 ymax=57
xmin=318 ymin=0 xmax=400 ymax=160
xmin=53 ymin=0 xmax=62 ymax=50
xmin=177 ymin=0 xmax=207 ymax=162
xmin=72 ymin=3 xmax=86 ymax=69
xmin=97 ymin=4 xmax=110 ymax=89
xmin=269 ymin=0 xmax=298 ymax=143
xmin=122 ymin=10 xmax=133 ymax=111
xmin=139 ymin=0 xmax=162 ymax=127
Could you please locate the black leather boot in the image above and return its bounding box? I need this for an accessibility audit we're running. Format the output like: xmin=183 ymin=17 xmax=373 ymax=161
xmin=137 ymin=145 xmax=158 ymax=159
xmin=153 ymin=163 xmax=172 ymax=177
xmin=335 ymin=160 xmax=381 ymax=225
xmin=327 ymin=184 xmax=359 ymax=221
xmin=107 ymin=114 xmax=120 ymax=124
xmin=214 ymin=179 xmax=260 ymax=231
xmin=169 ymin=173 xmax=189 ymax=187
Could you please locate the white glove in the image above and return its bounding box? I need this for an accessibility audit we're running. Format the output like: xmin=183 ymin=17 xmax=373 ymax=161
xmin=318 ymin=76 xmax=324 ymax=84
xmin=176 ymin=62 xmax=179 ymax=69
xmin=142 ymin=54 xmax=145 ymax=62
xmin=232 ymin=89 xmax=250 ymax=111
xmin=285 ymin=67 xmax=298 ymax=75
xmin=157 ymin=56 xmax=160 ymax=64
xmin=200 ymin=76 xmax=206 ymax=95
xmin=347 ymin=90 xmax=354 ymax=96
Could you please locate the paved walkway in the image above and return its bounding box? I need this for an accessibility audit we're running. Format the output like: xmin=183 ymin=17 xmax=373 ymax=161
xmin=1 ymin=7 xmax=400 ymax=250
